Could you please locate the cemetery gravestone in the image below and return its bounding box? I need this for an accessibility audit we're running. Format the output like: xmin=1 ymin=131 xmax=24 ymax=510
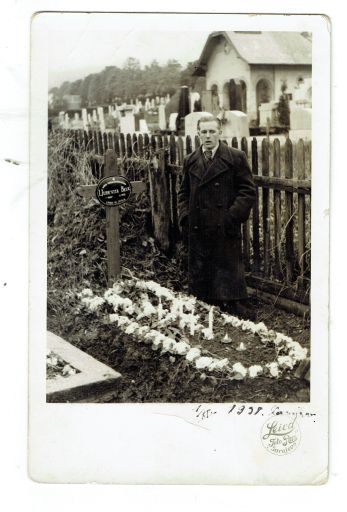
xmin=82 ymin=108 xmax=88 ymax=130
xmin=289 ymin=108 xmax=312 ymax=140
xmin=158 ymin=104 xmax=166 ymax=131
xmin=139 ymin=119 xmax=149 ymax=133
xmin=169 ymin=113 xmax=178 ymax=132
xmin=220 ymin=110 xmax=250 ymax=139
xmin=120 ymin=112 xmax=135 ymax=134
xmin=97 ymin=107 xmax=106 ymax=131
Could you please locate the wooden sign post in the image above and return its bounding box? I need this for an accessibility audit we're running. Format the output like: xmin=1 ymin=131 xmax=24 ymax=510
xmin=77 ymin=149 xmax=146 ymax=287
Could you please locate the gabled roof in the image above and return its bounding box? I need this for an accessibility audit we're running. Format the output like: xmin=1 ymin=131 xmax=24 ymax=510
xmin=193 ymin=31 xmax=312 ymax=75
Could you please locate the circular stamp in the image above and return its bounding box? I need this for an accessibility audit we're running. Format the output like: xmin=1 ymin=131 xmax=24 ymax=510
xmin=261 ymin=414 xmax=301 ymax=456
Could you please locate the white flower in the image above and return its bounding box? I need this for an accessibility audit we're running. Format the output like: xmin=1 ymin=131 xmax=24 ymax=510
xmin=236 ymin=342 xmax=246 ymax=351
xmin=144 ymin=330 xmax=158 ymax=343
xmin=173 ymin=341 xmax=190 ymax=355
xmin=151 ymin=336 xmax=163 ymax=348
xmin=248 ymin=365 xmax=263 ymax=378
xmin=125 ymin=322 xmax=140 ymax=335
xmin=82 ymin=296 xmax=105 ymax=311
xmin=182 ymin=297 xmax=196 ymax=312
xmin=221 ymin=334 xmax=232 ymax=344
xmin=221 ymin=313 xmax=242 ymax=328
xmin=278 ymin=355 xmax=295 ymax=369
xmin=137 ymin=300 xmax=157 ymax=319
xmin=124 ymin=305 xmax=135 ymax=315
xmin=209 ymin=358 xmax=229 ymax=371
xmin=286 ymin=341 xmax=308 ymax=362
xmin=137 ymin=325 xmax=150 ymax=335
xmin=195 ymin=356 xmax=214 ymax=370
xmin=162 ymin=337 xmax=175 ymax=353
xmin=186 ymin=347 xmax=201 ymax=362
xmin=201 ymin=327 xmax=214 ymax=340
xmin=266 ymin=362 xmax=280 ymax=378
xmin=232 ymin=362 xmax=247 ymax=380
xmin=80 ymin=288 xmax=93 ymax=297
xmin=251 ymin=322 xmax=268 ymax=335
xmin=112 ymin=315 xmax=130 ymax=327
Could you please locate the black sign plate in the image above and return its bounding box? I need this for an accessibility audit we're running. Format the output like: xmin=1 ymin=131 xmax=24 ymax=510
xmin=95 ymin=176 xmax=132 ymax=206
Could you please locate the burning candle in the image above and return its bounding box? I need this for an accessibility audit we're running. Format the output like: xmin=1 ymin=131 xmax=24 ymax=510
xmin=158 ymin=297 xmax=163 ymax=321
xmin=189 ymin=314 xmax=195 ymax=336
xmin=208 ymin=306 xmax=214 ymax=332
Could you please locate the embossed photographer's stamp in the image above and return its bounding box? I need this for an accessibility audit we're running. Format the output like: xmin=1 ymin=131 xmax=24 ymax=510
xmin=261 ymin=414 xmax=301 ymax=456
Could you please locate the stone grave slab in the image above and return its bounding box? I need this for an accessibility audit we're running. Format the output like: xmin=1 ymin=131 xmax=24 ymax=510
xmin=46 ymin=331 xmax=121 ymax=403
xmin=221 ymin=110 xmax=249 ymax=139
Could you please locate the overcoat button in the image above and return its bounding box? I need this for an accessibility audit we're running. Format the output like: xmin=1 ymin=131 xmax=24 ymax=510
xmin=214 ymin=182 xmax=220 ymax=187
xmin=193 ymin=225 xmax=199 ymax=230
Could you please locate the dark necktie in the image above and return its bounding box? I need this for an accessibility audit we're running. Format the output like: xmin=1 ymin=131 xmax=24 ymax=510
xmin=205 ymin=150 xmax=213 ymax=162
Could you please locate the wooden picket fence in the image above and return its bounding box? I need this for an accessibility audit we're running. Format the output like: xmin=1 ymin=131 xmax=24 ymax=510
xmin=65 ymin=129 xmax=311 ymax=309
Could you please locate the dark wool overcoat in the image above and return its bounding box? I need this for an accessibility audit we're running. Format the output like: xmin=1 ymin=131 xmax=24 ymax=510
xmin=178 ymin=141 xmax=256 ymax=302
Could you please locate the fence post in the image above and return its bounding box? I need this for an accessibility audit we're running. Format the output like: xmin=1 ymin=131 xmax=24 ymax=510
xmin=138 ymin=134 xmax=144 ymax=159
xmin=103 ymin=132 xmax=108 ymax=152
xmin=285 ymin=138 xmax=294 ymax=284
xmin=177 ymin=136 xmax=184 ymax=166
xmin=251 ymin=138 xmax=261 ymax=272
xmin=262 ymin=138 xmax=270 ymax=277
xmin=97 ymin=131 xmax=104 ymax=155
xmin=297 ymin=139 xmax=306 ymax=289
xmin=273 ymin=138 xmax=282 ymax=280
xmin=120 ymin=133 xmax=126 ymax=158
xmin=148 ymin=147 xmax=172 ymax=252
xmin=169 ymin=134 xmax=179 ymax=242
xmin=107 ymin=131 xmax=114 ymax=150
xmin=241 ymin=137 xmax=251 ymax=271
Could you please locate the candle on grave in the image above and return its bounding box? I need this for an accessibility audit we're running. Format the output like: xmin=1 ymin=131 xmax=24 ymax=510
xmin=189 ymin=314 xmax=195 ymax=336
xmin=158 ymin=297 xmax=163 ymax=321
xmin=208 ymin=306 xmax=214 ymax=332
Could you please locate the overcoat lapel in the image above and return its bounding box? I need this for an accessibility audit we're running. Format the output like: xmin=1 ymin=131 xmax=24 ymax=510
xmin=200 ymin=142 xmax=235 ymax=186
xmin=187 ymin=147 xmax=205 ymax=180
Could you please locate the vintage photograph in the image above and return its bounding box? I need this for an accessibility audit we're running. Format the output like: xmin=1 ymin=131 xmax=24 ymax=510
xmin=45 ymin=16 xmax=313 ymax=404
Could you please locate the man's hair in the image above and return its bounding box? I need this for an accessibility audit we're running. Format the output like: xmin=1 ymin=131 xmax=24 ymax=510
xmin=197 ymin=115 xmax=221 ymax=130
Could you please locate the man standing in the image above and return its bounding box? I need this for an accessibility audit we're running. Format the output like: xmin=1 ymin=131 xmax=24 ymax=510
xmin=178 ymin=115 xmax=256 ymax=318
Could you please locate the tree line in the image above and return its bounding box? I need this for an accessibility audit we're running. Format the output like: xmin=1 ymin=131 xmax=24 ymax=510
xmin=49 ymin=58 xmax=198 ymax=109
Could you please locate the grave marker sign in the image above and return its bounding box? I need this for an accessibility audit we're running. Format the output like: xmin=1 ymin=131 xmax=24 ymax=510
xmin=76 ymin=149 xmax=146 ymax=286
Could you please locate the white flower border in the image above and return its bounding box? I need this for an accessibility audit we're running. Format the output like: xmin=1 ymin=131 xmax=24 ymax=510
xmin=77 ymin=278 xmax=308 ymax=381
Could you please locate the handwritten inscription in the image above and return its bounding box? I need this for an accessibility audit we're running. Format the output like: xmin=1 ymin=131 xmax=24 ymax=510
xmin=228 ymin=405 xmax=263 ymax=415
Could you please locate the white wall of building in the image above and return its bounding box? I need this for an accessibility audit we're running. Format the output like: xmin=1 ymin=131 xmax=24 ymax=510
xmin=205 ymin=39 xmax=250 ymax=110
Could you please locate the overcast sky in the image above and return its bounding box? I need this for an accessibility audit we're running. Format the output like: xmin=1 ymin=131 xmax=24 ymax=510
xmin=42 ymin=13 xmax=210 ymax=87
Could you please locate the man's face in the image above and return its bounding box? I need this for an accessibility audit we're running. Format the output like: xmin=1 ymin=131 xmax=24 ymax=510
xmin=198 ymin=120 xmax=221 ymax=150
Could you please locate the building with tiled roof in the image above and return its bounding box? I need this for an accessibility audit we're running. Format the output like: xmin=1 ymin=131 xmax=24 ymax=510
xmin=193 ymin=31 xmax=312 ymax=126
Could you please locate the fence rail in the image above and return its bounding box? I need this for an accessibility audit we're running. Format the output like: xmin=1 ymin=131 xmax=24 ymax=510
xmin=65 ymin=128 xmax=311 ymax=307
